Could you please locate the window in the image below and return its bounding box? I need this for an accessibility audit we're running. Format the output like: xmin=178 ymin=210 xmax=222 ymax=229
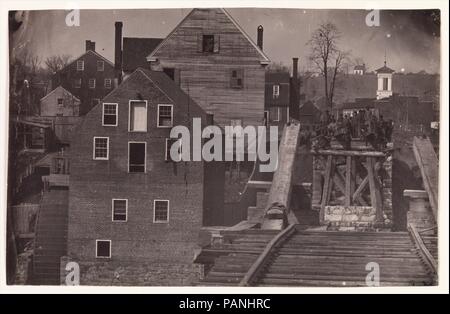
xmin=153 ymin=200 xmax=169 ymax=223
xmin=112 ymin=199 xmax=127 ymax=222
xmin=88 ymin=78 xmax=96 ymax=89
xmin=202 ymin=35 xmax=214 ymax=53
xmin=73 ymin=78 xmax=81 ymax=89
xmin=158 ymin=104 xmax=173 ymax=127
xmin=104 ymin=78 xmax=112 ymax=89
xmin=76 ymin=60 xmax=84 ymax=71
xmin=93 ymin=137 xmax=109 ymax=160
xmin=270 ymin=107 xmax=280 ymax=122
xmin=383 ymin=77 xmax=389 ymax=91
xmin=199 ymin=34 xmax=219 ymax=53
xmin=128 ymin=142 xmax=146 ymax=173
xmin=165 ymin=138 xmax=182 ymax=162
xmin=96 ymin=240 xmax=111 ymax=258
xmin=129 ymin=101 xmax=147 ymax=132
xmin=97 ymin=60 xmax=104 ymax=71
xmin=102 ymin=103 xmax=118 ymax=126
xmin=230 ymin=69 xmax=244 ymax=89
xmin=57 ymin=98 xmax=63 ymax=106
xmin=273 ymin=85 xmax=280 ymax=98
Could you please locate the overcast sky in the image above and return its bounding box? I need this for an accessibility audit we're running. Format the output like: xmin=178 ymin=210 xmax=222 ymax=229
xmin=14 ymin=8 xmax=441 ymax=73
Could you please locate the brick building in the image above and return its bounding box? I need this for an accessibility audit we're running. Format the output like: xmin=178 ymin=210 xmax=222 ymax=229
xmin=51 ymin=40 xmax=115 ymax=116
xmin=66 ymin=67 xmax=226 ymax=285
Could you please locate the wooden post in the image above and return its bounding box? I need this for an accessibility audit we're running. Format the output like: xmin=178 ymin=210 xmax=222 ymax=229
xmin=345 ymin=156 xmax=352 ymax=206
xmin=350 ymin=157 xmax=356 ymax=197
xmin=320 ymin=155 xmax=333 ymax=223
xmin=367 ymin=157 xmax=382 ymax=221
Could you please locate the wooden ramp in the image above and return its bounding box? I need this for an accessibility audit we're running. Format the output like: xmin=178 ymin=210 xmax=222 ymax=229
xmin=413 ymin=137 xmax=438 ymax=219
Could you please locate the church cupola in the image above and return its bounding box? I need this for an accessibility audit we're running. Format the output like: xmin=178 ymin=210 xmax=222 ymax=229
xmin=375 ymin=60 xmax=395 ymax=99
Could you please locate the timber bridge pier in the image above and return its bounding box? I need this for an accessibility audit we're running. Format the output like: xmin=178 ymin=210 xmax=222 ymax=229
xmin=195 ymin=124 xmax=438 ymax=287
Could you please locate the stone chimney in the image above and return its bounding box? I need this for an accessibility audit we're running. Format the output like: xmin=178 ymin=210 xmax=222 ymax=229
xmin=257 ymin=25 xmax=263 ymax=50
xmin=115 ymin=21 xmax=123 ymax=84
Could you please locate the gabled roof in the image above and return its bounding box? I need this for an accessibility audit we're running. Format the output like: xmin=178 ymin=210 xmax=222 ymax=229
xmin=375 ymin=63 xmax=395 ymax=74
xmin=146 ymin=8 xmax=270 ymax=65
xmin=134 ymin=68 xmax=205 ymax=116
xmin=265 ymin=71 xmax=290 ymax=84
xmin=59 ymin=50 xmax=114 ymax=73
xmin=40 ymin=85 xmax=80 ymax=102
xmin=122 ymin=37 xmax=163 ymax=72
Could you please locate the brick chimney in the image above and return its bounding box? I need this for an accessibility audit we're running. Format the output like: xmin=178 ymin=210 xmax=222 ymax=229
xmin=290 ymin=57 xmax=300 ymax=120
xmin=292 ymin=57 xmax=298 ymax=80
xmin=115 ymin=21 xmax=123 ymax=84
xmin=85 ymin=40 xmax=95 ymax=52
xmin=257 ymin=25 xmax=263 ymax=50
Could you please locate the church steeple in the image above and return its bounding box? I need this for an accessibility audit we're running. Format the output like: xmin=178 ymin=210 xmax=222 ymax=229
xmin=375 ymin=57 xmax=395 ymax=100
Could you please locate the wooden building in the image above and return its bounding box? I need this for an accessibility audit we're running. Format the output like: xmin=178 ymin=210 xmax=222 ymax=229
xmin=264 ymin=71 xmax=290 ymax=127
xmin=51 ymin=40 xmax=115 ymax=115
xmin=39 ymin=86 xmax=80 ymax=117
xmin=146 ymin=8 xmax=270 ymax=128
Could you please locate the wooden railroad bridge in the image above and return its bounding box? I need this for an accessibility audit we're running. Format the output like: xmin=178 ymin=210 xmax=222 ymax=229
xmin=195 ymin=124 xmax=438 ymax=287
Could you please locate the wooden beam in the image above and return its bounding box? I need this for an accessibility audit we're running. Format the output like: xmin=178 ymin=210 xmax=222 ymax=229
xmin=239 ymin=224 xmax=297 ymax=286
xmin=345 ymin=156 xmax=352 ymax=206
xmin=352 ymin=176 xmax=369 ymax=205
xmin=320 ymin=155 xmax=333 ymax=223
xmin=247 ymin=180 xmax=272 ymax=190
xmin=367 ymin=157 xmax=382 ymax=220
xmin=408 ymin=223 xmax=437 ymax=274
xmin=413 ymin=137 xmax=438 ymax=219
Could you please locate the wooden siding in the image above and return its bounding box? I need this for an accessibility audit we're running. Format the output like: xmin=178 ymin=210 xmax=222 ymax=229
xmin=150 ymin=8 xmax=267 ymax=127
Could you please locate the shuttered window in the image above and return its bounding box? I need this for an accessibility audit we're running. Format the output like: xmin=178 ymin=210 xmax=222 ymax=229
xmin=129 ymin=101 xmax=147 ymax=132
xmin=230 ymin=69 xmax=244 ymax=89
xmin=198 ymin=34 xmax=220 ymax=53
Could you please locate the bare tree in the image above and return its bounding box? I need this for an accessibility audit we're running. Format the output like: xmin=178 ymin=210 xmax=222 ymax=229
xmin=44 ymin=54 xmax=72 ymax=74
xmin=307 ymin=22 xmax=348 ymax=109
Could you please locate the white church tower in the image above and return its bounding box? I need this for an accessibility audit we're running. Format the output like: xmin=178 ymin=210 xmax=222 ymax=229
xmin=375 ymin=60 xmax=395 ymax=99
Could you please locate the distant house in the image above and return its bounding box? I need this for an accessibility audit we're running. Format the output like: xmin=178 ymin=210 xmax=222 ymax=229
xmin=298 ymin=100 xmax=321 ymax=128
xmin=264 ymin=58 xmax=301 ymax=128
xmin=67 ymin=67 xmax=225 ymax=285
xmin=40 ymin=86 xmax=80 ymax=117
xmin=353 ymin=64 xmax=366 ymax=75
xmin=145 ymin=8 xmax=270 ymax=128
xmin=265 ymin=72 xmax=290 ymax=127
xmin=51 ymin=40 xmax=115 ymax=115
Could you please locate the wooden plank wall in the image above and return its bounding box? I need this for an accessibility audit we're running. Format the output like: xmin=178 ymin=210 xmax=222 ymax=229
xmin=151 ymin=9 xmax=266 ymax=127
xmin=413 ymin=137 xmax=439 ymax=219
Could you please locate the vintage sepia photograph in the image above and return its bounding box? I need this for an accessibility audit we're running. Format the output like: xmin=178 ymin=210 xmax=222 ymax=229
xmin=4 ymin=2 xmax=446 ymax=290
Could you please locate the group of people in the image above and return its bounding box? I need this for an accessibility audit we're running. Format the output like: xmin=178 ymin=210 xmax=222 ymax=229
xmin=313 ymin=109 xmax=394 ymax=150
